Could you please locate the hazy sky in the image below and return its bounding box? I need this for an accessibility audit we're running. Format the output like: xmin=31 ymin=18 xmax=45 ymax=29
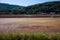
xmin=0 ymin=0 xmax=59 ymax=6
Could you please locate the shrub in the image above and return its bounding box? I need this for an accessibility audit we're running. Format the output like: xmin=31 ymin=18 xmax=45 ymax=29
xmin=0 ymin=33 xmax=60 ymax=40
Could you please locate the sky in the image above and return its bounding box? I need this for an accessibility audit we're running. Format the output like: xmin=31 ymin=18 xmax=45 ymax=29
xmin=0 ymin=0 xmax=59 ymax=6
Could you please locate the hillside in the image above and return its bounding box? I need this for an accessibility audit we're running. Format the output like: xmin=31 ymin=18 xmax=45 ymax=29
xmin=0 ymin=3 xmax=25 ymax=14
xmin=26 ymin=1 xmax=60 ymax=14
xmin=0 ymin=1 xmax=60 ymax=15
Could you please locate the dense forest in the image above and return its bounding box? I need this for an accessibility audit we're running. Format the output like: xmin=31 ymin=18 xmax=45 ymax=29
xmin=0 ymin=1 xmax=60 ymax=15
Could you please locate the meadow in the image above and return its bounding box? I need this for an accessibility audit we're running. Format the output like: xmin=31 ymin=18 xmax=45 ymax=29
xmin=0 ymin=18 xmax=60 ymax=33
xmin=0 ymin=18 xmax=60 ymax=40
xmin=0 ymin=33 xmax=60 ymax=40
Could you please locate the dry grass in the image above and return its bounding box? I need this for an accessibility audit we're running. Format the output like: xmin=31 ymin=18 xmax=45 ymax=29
xmin=0 ymin=18 xmax=60 ymax=33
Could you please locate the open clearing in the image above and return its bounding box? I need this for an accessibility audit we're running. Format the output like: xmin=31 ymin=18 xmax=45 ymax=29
xmin=0 ymin=18 xmax=60 ymax=33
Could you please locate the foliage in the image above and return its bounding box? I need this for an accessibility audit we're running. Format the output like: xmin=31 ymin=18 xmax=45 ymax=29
xmin=0 ymin=33 xmax=60 ymax=40
xmin=0 ymin=1 xmax=60 ymax=15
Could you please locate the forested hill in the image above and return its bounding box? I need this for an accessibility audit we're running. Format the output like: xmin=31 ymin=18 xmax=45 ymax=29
xmin=0 ymin=1 xmax=60 ymax=15
xmin=26 ymin=1 xmax=60 ymax=14
xmin=0 ymin=3 xmax=25 ymax=14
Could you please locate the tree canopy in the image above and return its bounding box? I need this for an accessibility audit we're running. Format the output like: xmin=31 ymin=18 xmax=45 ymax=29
xmin=0 ymin=1 xmax=60 ymax=15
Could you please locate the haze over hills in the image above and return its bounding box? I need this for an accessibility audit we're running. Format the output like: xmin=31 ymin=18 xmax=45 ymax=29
xmin=0 ymin=3 xmax=25 ymax=10
xmin=0 ymin=1 xmax=60 ymax=14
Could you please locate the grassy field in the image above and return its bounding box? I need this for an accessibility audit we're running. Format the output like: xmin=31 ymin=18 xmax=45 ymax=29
xmin=0 ymin=33 xmax=60 ymax=40
xmin=0 ymin=18 xmax=60 ymax=40
xmin=0 ymin=18 xmax=60 ymax=33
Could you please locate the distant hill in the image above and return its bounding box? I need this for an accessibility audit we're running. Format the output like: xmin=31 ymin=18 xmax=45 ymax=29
xmin=0 ymin=3 xmax=21 ymax=10
xmin=26 ymin=1 xmax=60 ymax=14
xmin=0 ymin=1 xmax=60 ymax=15
xmin=0 ymin=3 xmax=25 ymax=14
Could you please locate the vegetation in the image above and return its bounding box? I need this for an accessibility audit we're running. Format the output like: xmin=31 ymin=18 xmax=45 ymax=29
xmin=0 ymin=33 xmax=60 ymax=40
xmin=0 ymin=1 xmax=60 ymax=15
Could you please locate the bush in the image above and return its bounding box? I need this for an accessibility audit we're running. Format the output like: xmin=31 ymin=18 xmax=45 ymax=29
xmin=0 ymin=33 xmax=60 ymax=40
xmin=51 ymin=33 xmax=60 ymax=40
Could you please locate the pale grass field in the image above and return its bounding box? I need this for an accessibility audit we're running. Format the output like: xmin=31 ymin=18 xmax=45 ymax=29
xmin=0 ymin=18 xmax=60 ymax=33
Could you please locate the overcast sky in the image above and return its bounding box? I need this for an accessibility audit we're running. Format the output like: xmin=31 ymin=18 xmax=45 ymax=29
xmin=0 ymin=0 xmax=59 ymax=6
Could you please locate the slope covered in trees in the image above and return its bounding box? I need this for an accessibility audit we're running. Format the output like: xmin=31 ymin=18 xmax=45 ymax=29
xmin=0 ymin=3 xmax=25 ymax=14
xmin=0 ymin=1 xmax=60 ymax=15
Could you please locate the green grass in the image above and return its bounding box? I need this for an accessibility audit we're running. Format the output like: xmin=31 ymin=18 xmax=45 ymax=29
xmin=0 ymin=33 xmax=60 ymax=40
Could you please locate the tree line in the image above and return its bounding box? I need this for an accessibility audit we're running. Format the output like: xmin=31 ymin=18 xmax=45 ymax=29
xmin=0 ymin=1 xmax=60 ymax=15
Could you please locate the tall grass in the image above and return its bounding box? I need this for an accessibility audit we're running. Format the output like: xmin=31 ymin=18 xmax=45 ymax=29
xmin=0 ymin=33 xmax=60 ymax=40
